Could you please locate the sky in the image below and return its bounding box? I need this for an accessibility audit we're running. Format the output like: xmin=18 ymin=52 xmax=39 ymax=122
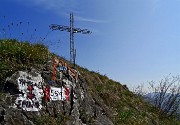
xmin=1 ymin=0 xmax=180 ymax=91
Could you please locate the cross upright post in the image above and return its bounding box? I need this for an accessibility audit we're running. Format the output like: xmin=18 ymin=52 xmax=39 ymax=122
xmin=70 ymin=13 xmax=74 ymax=64
xmin=49 ymin=13 xmax=92 ymax=67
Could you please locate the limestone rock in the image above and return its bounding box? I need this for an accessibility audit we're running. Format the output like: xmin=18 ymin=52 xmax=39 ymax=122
xmin=0 ymin=60 xmax=114 ymax=125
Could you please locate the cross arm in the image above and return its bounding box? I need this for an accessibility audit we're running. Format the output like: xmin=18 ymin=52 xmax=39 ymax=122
xmin=49 ymin=24 xmax=92 ymax=34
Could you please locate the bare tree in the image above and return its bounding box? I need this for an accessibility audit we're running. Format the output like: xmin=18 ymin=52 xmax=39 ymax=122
xmin=133 ymin=83 xmax=146 ymax=96
xmin=148 ymin=75 xmax=180 ymax=118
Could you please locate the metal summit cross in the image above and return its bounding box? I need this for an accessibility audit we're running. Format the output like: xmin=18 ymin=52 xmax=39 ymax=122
xmin=49 ymin=13 xmax=92 ymax=67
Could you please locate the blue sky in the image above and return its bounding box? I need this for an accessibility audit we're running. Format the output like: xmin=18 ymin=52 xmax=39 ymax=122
xmin=1 ymin=0 xmax=180 ymax=91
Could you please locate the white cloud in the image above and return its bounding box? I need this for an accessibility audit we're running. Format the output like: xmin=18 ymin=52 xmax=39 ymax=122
xmin=15 ymin=0 xmax=77 ymax=16
xmin=15 ymin=0 xmax=105 ymax=24
xmin=75 ymin=15 xmax=106 ymax=23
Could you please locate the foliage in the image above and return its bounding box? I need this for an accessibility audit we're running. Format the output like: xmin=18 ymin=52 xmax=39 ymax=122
xmin=76 ymin=67 xmax=180 ymax=124
xmin=35 ymin=114 xmax=68 ymax=125
xmin=0 ymin=39 xmax=50 ymax=63
xmin=0 ymin=39 xmax=52 ymax=89
xmin=147 ymin=75 xmax=180 ymax=118
xmin=1 ymin=39 xmax=180 ymax=125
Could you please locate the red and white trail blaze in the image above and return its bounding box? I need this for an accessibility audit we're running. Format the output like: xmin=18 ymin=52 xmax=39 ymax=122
xmin=13 ymin=58 xmax=79 ymax=111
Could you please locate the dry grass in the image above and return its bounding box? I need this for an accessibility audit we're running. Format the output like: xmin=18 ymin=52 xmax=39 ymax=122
xmin=0 ymin=39 xmax=179 ymax=125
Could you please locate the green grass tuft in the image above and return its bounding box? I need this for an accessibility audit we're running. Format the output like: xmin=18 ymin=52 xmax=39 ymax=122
xmin=0 ymin=39 xmax=52 ymax=86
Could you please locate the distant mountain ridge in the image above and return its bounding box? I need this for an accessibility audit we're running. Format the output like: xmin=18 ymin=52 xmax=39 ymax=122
xmin=143 ymin=92 xmax=180 ymax=119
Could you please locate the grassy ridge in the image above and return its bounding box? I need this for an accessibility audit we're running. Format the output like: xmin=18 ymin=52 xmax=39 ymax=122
xmin=0 ymin=39 xmax=51 ymax=86
xmin=77 ymin=68 xmax=180 ymax=125
xmin=0 ymin=39 xmax=49 ymax=63
xmin=0 ymin=39 xmax=180 ymax=125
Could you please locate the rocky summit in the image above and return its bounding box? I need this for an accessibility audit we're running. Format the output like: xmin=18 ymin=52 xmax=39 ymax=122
xmin=0 ymin=58 xmax=113 ymax=125
xmin=0 ymin=39 xmax=180 ymax=125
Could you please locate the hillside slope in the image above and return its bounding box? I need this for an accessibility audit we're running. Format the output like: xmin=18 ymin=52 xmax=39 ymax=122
xmin=0 ymin=39 xmax=180 ymax=125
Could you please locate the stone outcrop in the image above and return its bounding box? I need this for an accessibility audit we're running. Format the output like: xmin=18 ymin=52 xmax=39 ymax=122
xmin=0 ymin=59 xmax=114 ymax=125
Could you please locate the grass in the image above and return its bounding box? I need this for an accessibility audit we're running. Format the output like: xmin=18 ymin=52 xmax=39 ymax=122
xmin=0 ymin=39 xmax=50 ymax=64
xmin=0 ymin=39 xmax=180 ymax=125
xmin=35 ymin=113 xmax=69 ymax=125
xmin=0 ymin=39 xmax=52 ymax=88
xmin=76 ymin=67 xmax=180 ymax=125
